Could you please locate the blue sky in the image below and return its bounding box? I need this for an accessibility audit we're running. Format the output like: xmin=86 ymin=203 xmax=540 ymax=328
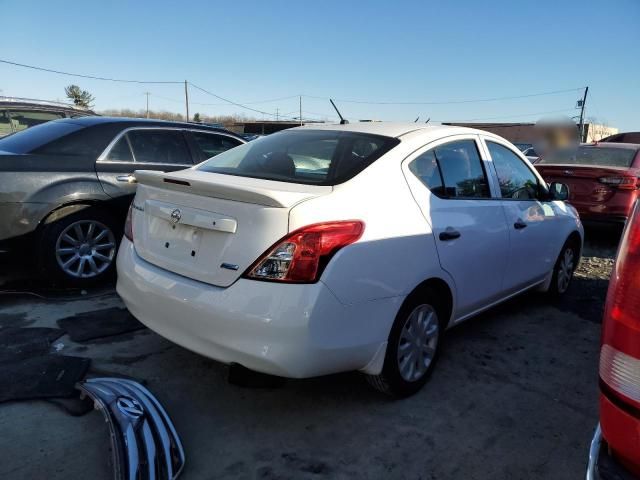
xmin=1 ymin=0 xmax=638 ymax=130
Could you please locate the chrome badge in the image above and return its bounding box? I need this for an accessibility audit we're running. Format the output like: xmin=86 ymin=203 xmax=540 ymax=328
xmin=115 ymin=396 xmax=144 ymax=419
xmin=170 ymin=208 xmax=182 ymax=225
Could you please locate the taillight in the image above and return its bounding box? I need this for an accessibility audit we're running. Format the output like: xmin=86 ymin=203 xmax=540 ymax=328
xmin=244 ymin=220 xmax=364 ymax=283
xmin=124 ymin=202 xmax=134 ymax=242
xmin=600 ymin=201 xmax=640 ymax=407
xmin=598 ymin=176 xmax=639 ymax=190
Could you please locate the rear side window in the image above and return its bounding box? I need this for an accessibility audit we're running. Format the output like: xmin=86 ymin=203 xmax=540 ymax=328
xmin=128 ymin=130 xmax=191 ymax=165
xmin=191 ymin=131 xmax=242 ymax=160
xmin=105 ymin=136 xmax=134 ymax=162
xmin=9 ymin=110 xmax=65 ymax=132
xmin=409 ymin=139 xmax=490 ymax=198
xmin=539 ymin=146 xmax=637 ymax=168
xmin=0 ymin=120 xmax=83 ymax=154
xmin=197 ymin=130 xmax=399 ymax=185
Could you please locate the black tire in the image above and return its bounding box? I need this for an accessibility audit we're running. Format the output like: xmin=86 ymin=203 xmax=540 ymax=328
xmin=38 ymin=205 xmax=121 ymax=287
xmin=366 ymin=288 xmax=444 ymax=398
xmin=548 ymin=238 xmax=579 ymax=297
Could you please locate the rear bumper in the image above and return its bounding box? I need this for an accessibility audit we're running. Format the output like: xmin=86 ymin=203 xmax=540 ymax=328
xmin=116 ymin=238 xmax=395 ymax=378
xmin=598 ymin=390 xmax=640 ymax=478
xmin=586 ymin=423 xmax=639 ymax=480
xmin=573 ymin=190 xmax=638 ymax=225
xmin=579 ymin=215 xmax=629 ymax=226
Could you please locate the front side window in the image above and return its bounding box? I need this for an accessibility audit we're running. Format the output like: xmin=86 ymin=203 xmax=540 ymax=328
xmin=127 ymin=130 xmax=191 ymax=165
xmin=409 ymin=139 xmax=490 ymax=198
xmin=197 ymin=129 xmax=399 ymax=185
xmin=9 ymin=110 xmax=65 ymax=132
xmin=487 ymin=141 xmax=540 ymax=200
xmin=191 ymin=131 xmax=242 ymax=160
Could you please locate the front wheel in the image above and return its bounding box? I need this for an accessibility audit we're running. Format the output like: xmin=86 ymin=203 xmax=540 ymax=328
xmin=549 ymin=240 xmax=578 ymax=296
xmin=366 ymin=291 xmax=443 ymax=397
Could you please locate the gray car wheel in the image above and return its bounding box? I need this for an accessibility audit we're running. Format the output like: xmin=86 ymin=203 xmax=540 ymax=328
xmin=55 ymin=220 xmax=117 ymax=278
xmin=367 ymin=288 xmax=444 ymax=397
xmin=549 ymin=238 xmax=579 ymax=297
xmin=39 ymin=206 xmax=121 ymax=286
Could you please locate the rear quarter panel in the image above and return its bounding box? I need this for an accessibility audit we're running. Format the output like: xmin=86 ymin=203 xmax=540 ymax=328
xmin=0 ymin=153 xmax=108 ymax=239
xmin=288 ymin=137 xmax=453 ymax=309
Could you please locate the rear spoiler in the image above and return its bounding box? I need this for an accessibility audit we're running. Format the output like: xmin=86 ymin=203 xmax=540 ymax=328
xmin=134 ymin=170 xmax=331 ymax=208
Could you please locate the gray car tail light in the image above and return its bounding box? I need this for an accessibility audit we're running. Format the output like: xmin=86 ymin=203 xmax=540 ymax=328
xmin=77 ymin=377 xmax=185 ymax=480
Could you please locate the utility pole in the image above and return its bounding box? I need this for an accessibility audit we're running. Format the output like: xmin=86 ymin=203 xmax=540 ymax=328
xmin=578 ymin=86 xmax=589 ymax=142
xmin=299 ymin=95 xmax=303 ymax=126
xmin=184 ymin=80 xmax=190 ymax=122
xmin=145 ymin=92 xmax=150 ymax=118
xmin=276 ymin=108 xmax=279 ymax=122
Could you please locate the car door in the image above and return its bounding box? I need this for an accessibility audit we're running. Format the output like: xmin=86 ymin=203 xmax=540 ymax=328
xmin=187 ymin=130 xmax=244 ymax=162
xmin=95 ymin=127 xmax=194 ymax=199
xmin=404 ymin=135 xmax=510 ymax=320
xmin=481 ymin=137 xmax=560 ymax=292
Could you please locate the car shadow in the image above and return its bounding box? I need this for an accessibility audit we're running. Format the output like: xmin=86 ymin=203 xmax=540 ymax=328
xmin=0 ymin=254 xmax=115 ymax=299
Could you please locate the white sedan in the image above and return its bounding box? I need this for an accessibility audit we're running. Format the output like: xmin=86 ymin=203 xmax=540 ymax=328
xmin=116 ymin=123 xmax=583 ymax=397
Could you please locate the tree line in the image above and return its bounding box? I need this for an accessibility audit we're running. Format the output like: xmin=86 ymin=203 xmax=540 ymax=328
xmin=64 ymin=84 xmax=257 ymax=127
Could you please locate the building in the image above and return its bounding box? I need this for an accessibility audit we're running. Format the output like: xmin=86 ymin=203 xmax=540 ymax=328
xmin=442 ymin=122 xmax=618 ymax=144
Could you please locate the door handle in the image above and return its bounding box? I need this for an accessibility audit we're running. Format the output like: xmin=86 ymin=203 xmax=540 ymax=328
xmin=514 ymin=220 xmax=528 ymax=230
xmin=439 ymin=229 xmax=461 ymax=241
xmin=116 ymin=175 xmax=137 ymax=183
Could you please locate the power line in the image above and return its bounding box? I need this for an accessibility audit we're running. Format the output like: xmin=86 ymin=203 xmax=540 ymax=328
xmin=1 ymin=58 xmax=588 ymax=122
xmin=443 ymin=108 xmax=577 ymax=123
xmin=0 ymin=58 xmax=182 ymax=84
xmin=188 ymin=82 xmax=298 ymax=120
xmin=188 ymin=94 xmax=302 ymax=106
xmin=303 ymin=88 xmax=585 ymax=105
xmin=150 ymin=93 xmax=302 ymax=107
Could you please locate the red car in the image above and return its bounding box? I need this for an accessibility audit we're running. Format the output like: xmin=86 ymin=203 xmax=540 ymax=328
xmin=587 ymin=200 xmax=640 ymax=478
xmin=535 ymin=143 xmax=640 ymax=225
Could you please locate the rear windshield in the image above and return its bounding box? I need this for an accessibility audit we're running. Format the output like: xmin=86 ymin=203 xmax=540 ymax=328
xmin=0 ymin=120 xmax=83 ymax=154
xmin=197 ymin=129 xmax=400 ymax=185
xmin=539 ymin=146 xmax=637 ymax=168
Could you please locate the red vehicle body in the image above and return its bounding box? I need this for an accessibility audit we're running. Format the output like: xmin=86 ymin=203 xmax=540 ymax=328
xmin=535 ymin=143 xmax=640 ymax=225
xmin=587 ymin=200 xmax=640 ymax=479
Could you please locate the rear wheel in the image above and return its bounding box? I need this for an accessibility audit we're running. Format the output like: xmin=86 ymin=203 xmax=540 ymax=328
xmin=39 ymin=207 xmax=120 ymax=286
xmin=366 ymin=290 xmax=443 ymax=397
xmin=549 ymin=239 xmax=578 ymax=296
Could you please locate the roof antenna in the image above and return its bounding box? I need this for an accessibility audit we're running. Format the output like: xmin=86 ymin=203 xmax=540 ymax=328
xmin=424 ymin=117 xmax=431 ymax=124
xmin=330 ymin=99 xmax=349 ymax=124
xmin=414 ymin=116 xmax=420 ymax=123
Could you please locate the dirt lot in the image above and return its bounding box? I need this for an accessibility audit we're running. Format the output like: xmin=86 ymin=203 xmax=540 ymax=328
xmin=0 ymin=228 xmax=619 ymax=480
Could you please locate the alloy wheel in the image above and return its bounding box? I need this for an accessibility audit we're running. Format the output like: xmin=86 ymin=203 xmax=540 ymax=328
xmin=556 ymin=247 xmax=575 ymax=293
xmin=55 ymin=220 xmax=116 ymax=278
xmin=397 ymin=304 xmax=439 ymax=382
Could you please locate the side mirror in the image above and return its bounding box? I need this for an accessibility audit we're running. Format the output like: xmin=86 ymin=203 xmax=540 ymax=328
xmin=549 ymin=182 xmax=569 ymax=201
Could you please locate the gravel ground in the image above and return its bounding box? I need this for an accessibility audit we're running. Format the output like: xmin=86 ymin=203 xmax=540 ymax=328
xmin=0 ymin=227 xmax=619 ymax=480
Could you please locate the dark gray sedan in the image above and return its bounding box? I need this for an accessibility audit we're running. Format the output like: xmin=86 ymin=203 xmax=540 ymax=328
xmin=0 ymin=116 xmax=244 ymax=285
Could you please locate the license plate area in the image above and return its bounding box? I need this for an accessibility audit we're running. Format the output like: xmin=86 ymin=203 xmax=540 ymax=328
xmin=147 ymin=216 xmax=204 ymax=263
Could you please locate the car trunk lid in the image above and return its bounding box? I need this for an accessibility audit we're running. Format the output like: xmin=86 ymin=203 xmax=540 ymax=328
xmin=535 ymin=164 xmax=639 ymax=204
xmin=132 ymin=169 xmax=331 ymax=287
